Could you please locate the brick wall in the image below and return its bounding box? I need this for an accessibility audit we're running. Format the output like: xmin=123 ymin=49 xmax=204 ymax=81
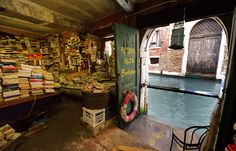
xmin=149 ymin=65 xmax=160 ymax=71
xmin=159 ymin=49 xmax=184 ymax=72
xmin=149 ymin=26 xmax=170 ymax=57
xmin=148 ymin=26 xmax=184 ymax=73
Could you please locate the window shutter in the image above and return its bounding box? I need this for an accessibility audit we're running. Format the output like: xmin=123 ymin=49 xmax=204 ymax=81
xmin=169 ymin=27 xmax=184 ymax=49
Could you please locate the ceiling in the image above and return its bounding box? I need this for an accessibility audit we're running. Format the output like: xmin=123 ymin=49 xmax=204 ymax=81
xmin=0 ymin=0 xmax=235 ymax=37
xmin=0 ymin=0 xmax=122 ymax=34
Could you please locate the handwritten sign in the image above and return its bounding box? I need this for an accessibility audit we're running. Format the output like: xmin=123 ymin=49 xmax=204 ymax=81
xmin=121 ymin=47 xmax=135 ymax=55
xmin=120 ymin=47 xmax=136 ymax=78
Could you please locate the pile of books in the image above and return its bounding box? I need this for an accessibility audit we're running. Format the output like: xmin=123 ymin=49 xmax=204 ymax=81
xmin=18 ymin=54 xmax=28 ymax=65
xmin=43 ymin=71 xmax=55 ymax=93
xmin=30 ymin=68 xmax=44 ymax=95
xmin=18 ymin=64 xmax=31 ymax=98
xmin=0 ymin=131 xmax=6 ymax=148
xmin=0 ymin=39 xmax=18 ymax=54
xmin=0 ymin=124 xmax=21 ymax=149
xmin=1 ymin=60 xmax=20 ymax=101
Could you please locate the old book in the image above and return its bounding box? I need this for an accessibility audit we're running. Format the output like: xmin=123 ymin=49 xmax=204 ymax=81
xmin=0 ymin=124 xmax=11 ymax=132
xmin=0 ymin=139 xmax=7 ymax=148
xmin=4 ymin=96 xmax=20 ymax=101
xmin=3 ymin=128 xmax=15 ymax=136
xmin=3 ymin=90 xmax=20 ymax=98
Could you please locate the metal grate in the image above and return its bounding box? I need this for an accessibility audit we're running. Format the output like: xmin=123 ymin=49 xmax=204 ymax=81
xmin=190 ymin=19 xmax=222 ymax=36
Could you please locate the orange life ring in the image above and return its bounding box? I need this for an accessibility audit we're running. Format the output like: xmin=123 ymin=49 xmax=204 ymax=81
xmin=120 ymin=91 xmax=138 ymax=122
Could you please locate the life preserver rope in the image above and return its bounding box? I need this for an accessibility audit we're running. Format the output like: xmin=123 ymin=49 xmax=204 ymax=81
xmin=120 ymin=91 xmax=138 ymax=122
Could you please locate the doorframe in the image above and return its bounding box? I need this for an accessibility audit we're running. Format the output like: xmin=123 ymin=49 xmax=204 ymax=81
xmin=139 ymin=28 xmax=155 ymax=114
xmin=216 ymin=7 xmax=236 ymax=150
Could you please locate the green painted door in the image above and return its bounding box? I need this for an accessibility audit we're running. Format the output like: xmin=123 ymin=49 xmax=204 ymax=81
xmin=114 ymin=24 xmax=140 ymax=126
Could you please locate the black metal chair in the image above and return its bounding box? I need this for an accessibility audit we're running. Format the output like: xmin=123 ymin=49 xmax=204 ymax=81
xmin=170 ymin=125 xmax=210 ymax=151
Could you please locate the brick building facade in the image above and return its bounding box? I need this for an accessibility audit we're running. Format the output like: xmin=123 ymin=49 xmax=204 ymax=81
xmin=148 ymin=19 xmax=228 ymax=79
xmin=148 ymin=25 xmax=184 ymax=74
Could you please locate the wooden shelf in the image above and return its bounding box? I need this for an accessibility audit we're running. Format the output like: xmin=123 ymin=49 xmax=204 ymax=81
xmin=0 ymin=52 xmax=20 ymax=54
xmin=0 ymin=92 xmax=60 ymax=109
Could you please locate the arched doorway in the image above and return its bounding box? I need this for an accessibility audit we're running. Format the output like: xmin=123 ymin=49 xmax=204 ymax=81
xmin=187 ymin=19 xmax=223 ymax=76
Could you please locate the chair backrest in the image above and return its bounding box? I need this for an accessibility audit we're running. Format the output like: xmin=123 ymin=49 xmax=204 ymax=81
xmin=184 ymin=126 xmax=210 ymax=147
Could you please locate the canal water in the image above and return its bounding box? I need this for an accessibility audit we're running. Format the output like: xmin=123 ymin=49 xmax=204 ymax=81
xmin=148 ymin=74 xmax=221 ymax=129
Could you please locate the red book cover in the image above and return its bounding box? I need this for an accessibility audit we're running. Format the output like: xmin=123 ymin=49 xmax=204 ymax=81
xmin=31 ymin=88 xmax=44 ymax=90
xmin=2 ymin=66 xmax=17 ymax=70
xmin=29 ymin=79 xmax=43 ymax=82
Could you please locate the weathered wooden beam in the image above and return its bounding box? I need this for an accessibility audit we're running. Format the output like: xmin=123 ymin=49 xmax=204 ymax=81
xmin=0 ymin=14 xmax=59 ymax=33
xmin=0 ymin=0 xmax=82 ymax=30
xmin=85 ymin=10 xmax=134 ymax=34
xmin=30 ymin=0 xmax=94 ymax=20
xmin=58 ymin=0 xmax=94 ymax=18
xmin=80 ymin=0 xmax=105 ymax=14
xmin=0 ymin=25 xmax=42 ymax=38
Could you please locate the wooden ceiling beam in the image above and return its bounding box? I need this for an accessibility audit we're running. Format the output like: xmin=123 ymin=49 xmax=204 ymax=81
xmin=0 ymin=0 xmax=82 ymax=30
xmin=0 ymin=14 xmax=60 ymax=33
xmin=0 ymin=25 xmax=42 ymax=38
xmin=78 ymin=0 xmax=105 ymax=15
xmin=31 ymin=0 xmax=94 ymax=20
xmin=85 ymin=10 xmax=128 ymax=33
xmin=58 ymin=0 xmax=94 ymax=18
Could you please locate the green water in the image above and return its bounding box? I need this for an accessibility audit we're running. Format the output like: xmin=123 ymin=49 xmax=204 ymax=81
xmin=148 ymin=74 xmax=221 ymax=128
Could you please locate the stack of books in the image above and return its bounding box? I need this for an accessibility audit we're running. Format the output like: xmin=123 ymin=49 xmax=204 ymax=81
xmin=18 ymin=65 xmax=31 ymax=98
xmin=1 ymin=59 xmax=16 ymax=65
xmin=43 ymin=71 xmax=55 ymax=93
xmin=30 ymin=68 xmax=44 ymax=95
xmin=19 ymin=78 xmax=30 ymax=98
xmin=0 ymin=131 xmax=7 ymax=148
xmin=18 ymin=54 xmax=28 ymax=65
xmin=0 ymin=124 xmax=21 ymax=149
xmin=1 ymin=60 xmax=20 ymax=101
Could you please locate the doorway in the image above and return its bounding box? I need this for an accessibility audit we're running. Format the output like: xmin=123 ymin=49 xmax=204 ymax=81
xmin=187 ymin=18 xmax=223 ymax=77
xmin=123 ymin=17 xmax=229 ymax=151
xmin=140 ymin=17 xmax=228 ymax=129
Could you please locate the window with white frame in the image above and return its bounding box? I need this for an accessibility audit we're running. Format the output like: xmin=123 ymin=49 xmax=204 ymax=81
xmin=149 ymin=30 xmax=161 ymax=48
